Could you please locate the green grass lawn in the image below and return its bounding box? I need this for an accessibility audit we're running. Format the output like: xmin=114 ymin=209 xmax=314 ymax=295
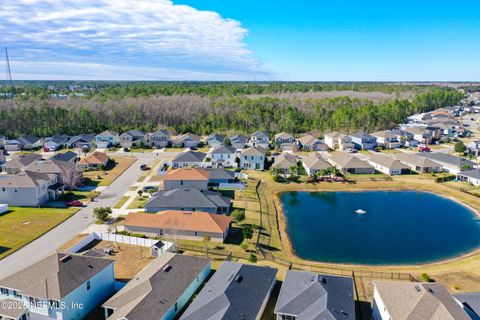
xmin=0 ymin=207 xmax=78 ymax=259
xmin=127 ymin=196 xmax=149 ymax=209
xmin=113 ymin=196 xmax=130 ymax=209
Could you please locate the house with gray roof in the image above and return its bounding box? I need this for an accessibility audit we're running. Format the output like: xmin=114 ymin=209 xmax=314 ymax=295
xmin=302 ymin=153 xmax=331 ymax=176
xmin=349 ymin=132 xmax=377 ymax=150
xmin=95 ymin=130 xmax=120 ymax=148
xmin=144 ymin=188 xmax=231 ymax=214
xmin=206 ymin=133 xmax=226 ymax=148
xmin=0 ymin=135 xmax=5 ymax=148
xmin=1 ymin=153 xmax=43 ymax=174
xmin=229 ymin=134 xmax=248 ymax=150
xmin=43 ymin=135 xmax=70 ymax=151
xmin=457 ymin=169 xmax=480 ymax=187
xmin=367 ymin=155 xmax=411 ymax=175
xmin=296 ymin=134 xmax=328 ymax=151
xmin=65 ymin=133 xmax=96 ymax=149
xmin=210 ymin=145 xmax=237 ymax=168
xmin=17 ymin=135 xmax=43 ymax=150
xmin=146 ymin=129 xmax=171 ymax=148
xmin=454 ymin=292 xmax=480 ymax=320
xmin=274 ymin=132 xmax=295 ymax=148
xmin=25 ymin=158 xmax=82 ymax=189
xmin=248 ymin=131 xmax=270 ymax=149
xmin=418 ymin=152 xmax=476 ymax=174
xmin=393 ymin=153 xmax=443 ymax=173
xmin=0 ymin=252 xmax=115 ymax=320
xmin=120 ymin=130 xmax=146 ymax=148
xmin=371 ymin=131 xmax=401 ymax=149
xmin=172 ymin=133 xmax=201 ymax=148
xmin=274 ymin=270 xmax=355 ymax=320
xmin=240 ymin=146 xmax=266 ymax=171
xmin=272 ymin=153 xmax=298 ymax=175
xmin=372 ymin=281 xmax=470 ymax=320
xmin=103 ymin=253 xmax=210 ymax=320
xmin=327 ymin=153 xmax=375 ymax=174
xmin=172 ymin=151 xmax=208 ymax=168
xmin=180 ymin=261 xmax=277 ymax=320
xmin=51 ymin=151 xmax=78 ymax=163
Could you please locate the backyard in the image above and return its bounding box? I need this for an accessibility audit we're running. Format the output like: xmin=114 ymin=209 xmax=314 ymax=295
xmin=0 ymin=207 xmax=78 ymax=259
xmin=83 ymin=157 xmax=136 ymax=187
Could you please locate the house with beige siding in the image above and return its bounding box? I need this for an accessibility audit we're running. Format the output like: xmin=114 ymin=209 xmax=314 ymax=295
xmin=239 ymin=146 xmax=265 ymax=171
xmin=393 ymin=153 xmax=443 ymax=173
xmin=324 ymin=132 xmax=355 ymax=151
xmin=367 ymin=155 xmax=411 ymax=175
xmin=328 ymin=153 xmax=375 ymax=174
xmin=302 ymin=153 xmax=331 ymax=176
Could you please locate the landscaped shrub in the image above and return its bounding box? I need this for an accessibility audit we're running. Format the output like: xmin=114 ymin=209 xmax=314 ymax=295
xmin=232 ymin=209 xmax=246 ymax=222
xmin=248 ymin=253 xmax=257 ymax=263
xmin=242 ymin=225 xmax=253 ymax=239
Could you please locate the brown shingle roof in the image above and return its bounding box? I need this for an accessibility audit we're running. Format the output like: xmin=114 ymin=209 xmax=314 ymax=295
xmin=78 ymin=151 xmax=109 ymax=165
xmin=163 ymin=168 xmax=209 ymax=181
xmin=125 ymin=210 xmax=231 ymax=234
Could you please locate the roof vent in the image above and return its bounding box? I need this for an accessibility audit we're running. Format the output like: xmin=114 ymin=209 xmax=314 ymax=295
xmin=234 ymin=275 xmax=243 ymax=283
xmin=60 ymin=255 xmax=71 ymax=263
xmin=414 ymin=285 xmax=421 ymax=292
xmin=318 ymin=276 xmax=326 ymax=284
xmin=88 ymin=264 xmax=94 ymax=269
xmin=162 ymin=264 xmax=172 ymax=272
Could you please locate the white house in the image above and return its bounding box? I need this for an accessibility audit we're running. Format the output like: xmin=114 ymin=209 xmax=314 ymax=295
xmin=367 ymin=155 xmax=411 ymax=175
xmin=371 ymin=131 xmax=401 ymax=149
xmin=95 ymin=130 xmax=120 ymax=148
xmin=302 ymin=153 xmax=331 ymax=176
xmin=0 ymin=252 xmax=116 ymax=320
xmin=273 ymin=132 xmax=295 ymax=146
xmin=324 ymin=132 xmax=355 ymax=151
xmin=418 ymin=152 xmax=476 ymax=174
xmin=210 ymin=145 xmax=237 ymax=168
xmin=172 ymin=133 xmax=201 ymax=148
xmin=248 ymin=131 xmax=270 ymax=149
xmin=457 ymin=169 xmax=480 ymax=187
xmin=205 ymin=133 xmax=225 ymax=148
xmin=239 ymin=146 xmax=265 ymax=171
xmin=171 ymin=151 xmax=208 ymax=169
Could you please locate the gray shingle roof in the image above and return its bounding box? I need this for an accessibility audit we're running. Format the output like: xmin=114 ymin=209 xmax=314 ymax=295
xmin=302 ymin=153 xmax=331 ymax=170
xmin=0 ymin=171 xmax=52 ymax=188
xmin=458 ymin=169 xmax=480 ymax=180
xmin=418 ymin=152 xmax=476 ymax=168
xmin=173 ymin=151 xmax=207 ymax=163
xmin=17 ymin=135 xmax=40 ymax=145
xmin=104 ymin=253 xmax=209 ymax=320
xmin=52 ymin=151 xmax=78 ymax=162
xmin=205 ymin=168 xmax=236 ymax=180
xmin=0 ymin=253 xmax=113 ymax=300
xmin=241 ymin=146 xmax=265 ymax=156
xmin=145 ymin=188 xmax=231 ymax=210
xmin=275 ymin=270 xmax=355 ymax=320
xmin=211 ymin=145 xmax=236 ymax=155
xmin=454 ymin=292 xmax=480 ymax=318
xmin=180 ymin=262 xmax=277 ymax=320
xmin=4 ymin=153 xmax=43 ymax=169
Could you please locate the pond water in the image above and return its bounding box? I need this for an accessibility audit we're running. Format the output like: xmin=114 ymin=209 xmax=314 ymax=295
xmin=280 ymin=190 xmax=480 ymax=265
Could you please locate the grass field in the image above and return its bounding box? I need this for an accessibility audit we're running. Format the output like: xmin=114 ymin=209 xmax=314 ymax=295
xmin=83 ymin=157 xmax=136 ymax=186
xmin=0 ymin=207 xmax=78 ymax=259
xmin=113 ymin=196 xmax=130 ymax=209
xmin=127 ymin=196 xmax=149 ymax=209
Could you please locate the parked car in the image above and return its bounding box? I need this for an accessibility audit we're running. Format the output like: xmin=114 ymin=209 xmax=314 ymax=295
xmin=140 ymin=164 xmax=150 ymax=170
xmin=418 ymin=146 xmax=431 ymax=152
xmin=67 ymin=200 xmax=84 ymax=207
xmin=345 ymin=148 xmax=357 ymax=153
xmin=143 ymin=186 xmax=158 ymax=193
xmin=123 ymin=147 xmax=130 ymax=152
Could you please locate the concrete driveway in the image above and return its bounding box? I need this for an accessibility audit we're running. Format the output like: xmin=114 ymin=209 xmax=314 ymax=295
xmin=0 ymin=152 xmax=171 ymax=278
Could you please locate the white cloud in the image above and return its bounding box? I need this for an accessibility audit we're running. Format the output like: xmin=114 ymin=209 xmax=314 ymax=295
xmin=0 ymin=0 xmax=271 ymax=80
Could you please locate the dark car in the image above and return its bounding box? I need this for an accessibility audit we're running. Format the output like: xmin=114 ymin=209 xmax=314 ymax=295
xmin=143 ymin=186 xmax=158 ymax=192
xmin=140 ymin=164 xmax=150 ymax=170
xmin=123 ymin=147 xmax=130 ymax=152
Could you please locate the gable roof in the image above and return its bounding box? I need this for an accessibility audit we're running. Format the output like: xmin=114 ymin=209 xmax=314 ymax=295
xmin=180 ymin=262 xmax=277 ymax=320
xmin=122 ymin=130 xmax=145 ymax=138
xmin=25 ymin=158 xmax=75 ymax=176
xmin=3 ymin=153 xmax=43 ymax=169
xmin=206 ymin=133 xmax=225 ymax=143
xmin=103 ymin=253 xmax=209 ymax=320
xmin=163 ymin=168 xmax=210 ymax=181
xmin=373 ymin=281 xmax=470 ymax=320
xmin=45 ymin=135 xmax=70 ymax=145
xmin=0 ymin=170 xmax=52 ymax=188
xmin=275 ymin=270 xmax=355 ymax=320
xmin=272 ymin=154 xmax=298 ymax=169
xmin=66 ymin=133 xmax=96 ymax=145
xmin=458 ymin=169 xmax=480 ymax=180
xmin=125 ymin=210 xmax=231 ymax=234
xmin=329 ymin=153 xmax=373 ymax=170
xmin=0 ymin=252 xmax=113 ymax=300
xmin=251 ymin=130 xmax=269 ymax=139
xmin=52 ymin=151 xmax=78 ymax=162
xmin=368 ymin=155 xmax=410 ymax=170
xmin=274 ymin=132 xmax=294 ymax=140
xmin=174 ymin=132 xmax=201 ymax=143
xmin=211 ymin=145 xmax=237 ymax=155
xmin=150 ymin=129 xmax=170 ymax=137
xmin=17 ymin=135 xmax=41 ymax=145
xmin=205 ymin=168 xmax=236 ymax=181
xmin=145 ymin=188 xmax=231 ymax=210
xmin=302 ymin=153 xmax=331 ymax=170
xmin=78 ymin=151 xmax=109 ymax=165
xmin=229 ymin=134 xmax=248 ymax=143
xmin=297 ymin=134 xmax=322 ymax=146
xmin=241 ymin=146 xmax=266 ymax=156
xmin=97 ymin=130 xmax=119 ymax=137
xmin=173 ymin=151 xmax=207 ymax=163
xmin=394 ymin=153 xmax=442 ymax=169
xmin=418 ymin=152 xmax=476 ymax=168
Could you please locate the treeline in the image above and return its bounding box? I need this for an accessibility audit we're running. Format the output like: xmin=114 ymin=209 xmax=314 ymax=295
xmin=0 ymin=89 xmax=463 ymax=138
xmin=1 ymin=81 xmax=437 ymax=99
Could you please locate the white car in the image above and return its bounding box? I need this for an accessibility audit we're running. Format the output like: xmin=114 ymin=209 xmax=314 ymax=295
xmin=345 ymin=148 xmax=357 ymax=153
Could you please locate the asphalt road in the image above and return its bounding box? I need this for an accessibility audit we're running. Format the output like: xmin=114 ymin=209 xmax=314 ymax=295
xmin=0 ymin=152 xmax=162 ymax=278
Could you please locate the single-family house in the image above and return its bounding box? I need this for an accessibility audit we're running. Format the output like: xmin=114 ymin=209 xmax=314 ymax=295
xmin=205 ymin=168 xmax=237 ymax=187
xmin=272 ymin=153 xmax=298 ymax=175
xmin=124 ymin=210 xmax=232 ymax=242
xmin=371 ymin=131 xmax=401 ymax=149
xmin=404 ymin=127 xmax=433 ymax=145
xmin=17 ymin=136 xmax=43 ymax=150
xmin=229 ymin=134 xmax=248 ymax=150
xmin=0 ymin=252 xmax=115 ymax=320
xmin=349 ymin=132 xmax=377 ymax=150
xmin=77 ymin=151 xmax=109 ymax=171
xmin=25 ymin=159 xmax=82 ymax=189
xmin=119 ymin=130 xmax=146 ymax=148
xmin=180 ymin=262 xmax=277 ymax=320
xmin=163 ymin=168 xmax=209 ymax=191
xmin=146 ymin=129 xmax=171 ymax=148
xmin=457 ymin=169 xmax=480 ymax=187
xmin=302 ymin=153 xmax=331 ymax=176
xmin=249 ymin=131 xmax=270 ymax=149
xmin=240 ymin=146 xmax=266 ymax=171
xmin=171 ymin=151 xmax=207 ymax=169
xmin=43 ymin=135 xmax=70 ymax=152
xmin=274 ymin=132 xmax=295 ymax=147
xmin=65 ymin=134 xmax=96 ymax=149
xmin=393 ymin=153 xmax=443 ymax=173
xmin=3 ymin=139 xmax=23 ymax=152
xmin=205 ymin=133 xmax=225 ymax=148
xmin=453 ymin=292 xmax=480 ymax=320
xmin=368 ymin=155 xmax=411 ymax=175
xmin=51 ymin=151 xmax=78 ymax=163
xmin=0 ymin=171 xmax=61 ymax=206
xmin=324 ymin=132 xmax=355 ymax=151
xmin=172 ymin=133 xmax=201 ymax=148
xmin=467 ymin=140 xmax=480 ymax=157
xmin=210 ymin=145 xmax=237 ymax=168
xmin=328 ymin=153 xmax=375 ymax=174
xmin=1 ymin=153 xmax=43 ymax=174
xmin=296 ymin=134 xmax=328 ymax=151
xmin=418 ymin=152 xmax=476 ymax=174
xmin=372 ymin=281 xmax=471 ymax=320
xmin=95 ymin=130 xmax=120 ymax=148
xmin=144 ymin=188 xmax=231 ymax=214
xmin=103 ymin=253 xmax=210 ymax=320
xmin=274 ymin=270 xmax=355 ymax=320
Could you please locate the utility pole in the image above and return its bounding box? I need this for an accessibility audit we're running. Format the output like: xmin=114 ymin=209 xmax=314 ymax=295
xmin=5 ymin=47 xmax=12 ymax=82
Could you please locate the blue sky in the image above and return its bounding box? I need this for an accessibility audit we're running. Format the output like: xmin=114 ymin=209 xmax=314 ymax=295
xmin=2 ymin=0 xmax=480 ymax=80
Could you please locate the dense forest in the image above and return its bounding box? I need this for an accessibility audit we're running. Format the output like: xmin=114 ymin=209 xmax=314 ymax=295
xmin=0 ymin=82 xmax=464 ymax=137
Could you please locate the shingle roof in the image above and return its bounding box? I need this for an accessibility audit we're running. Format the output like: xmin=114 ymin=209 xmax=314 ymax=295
xmin=458 ymin=169 xmax=480 ymax=180
xmin=26 ymin=158 xmax=75 ymax=176
xmin=104 ymin=253 xmax=209 ymax=320
xmin=329 ymin=153 xmax=373 ymax=170
xmin=0 ymin=299 xmax=26 ymax=319
xmin=394 ymin=153 xmax=442 ymax=169
xmin=418 ymin=152 xmax=476 ymax=168
xmin=206 ymin=133 xmax=225 ymax=143
xmin=373 ymin=281 xmax=470 ymax=320
xmin=174 ymin=132 xmax=201 ymax=143
xmin=123 ymin=130 xmax=145 ymax=138
xmin=302 ymin=153 xmax=331 ymax=170
xmin=211 ymin=145 xmax=237 ymax=155
xmin=46 ymin=135 xmax=70 ymax=145
xmin=274 ymin=132 xmax=294 ymax=140
xmin=163 ymin=168 xmax=210 ymax=181
xmin=272 ymin=154 xmax=298 ymax=169
xmin=18 ymin=135 xmax=40 ymax=145
xmin=241 ymin=146 xmax=266 ymax=156
xmin=125 ymin=210 xmax=231 ymax=234
xmin=368 ymin=155 xmax=410 ymax=170
xmin=78 ymin=151 xmax=109 ymax=165
xmin=144 ymin=188 xmax=231 ymax=210
xmin=275 ymin=270 xmax=355 ymax=320
xmin=173 ymin=151 xmax=207 ymax=163
xmin=180 ymin=262 xmax=277 ymax=320
xmin=0 ymin=253 xmax=113 ymax=300
xmin=98 ymin=130 xmax=119 ymax=136
xmin=205 ymin=168 xmax=236 ymax=181
xmin=453 ymin=292 xmax=480 ymax=318
xmin=3 ymin=153 xmax=42 ymax=169
xmin=0 ymin=171 xmax=52 ymax=188
xmin=52 ymin=151 xmax=78 ymax=162
xmin=229 ymin=134 xmax=248 ymax=143
xmin=297 ymin=134 xmax=321 ymax=146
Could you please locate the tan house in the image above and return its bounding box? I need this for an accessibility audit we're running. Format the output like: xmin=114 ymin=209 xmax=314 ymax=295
xmin=393 ymin=153 xmax=443 ymax=173
xmin=296 ymin=134 xmax=328 ymax=151
xmin=78 ymin=151 xmax=109 ymax=170
xmin=324 ymin=132 xmax=355 ymax=150
xmin=124 ymin=210 xmax=232 ymax=242
xmin=367 ymin=155 xmax=410 ymax=175
xmin=25 ymin=158 xmax=82 ymax=189
xmin=1 ymin=153 xmax=43 ymax=174
xmin=302 ymin=153 xmax=331 ymax=176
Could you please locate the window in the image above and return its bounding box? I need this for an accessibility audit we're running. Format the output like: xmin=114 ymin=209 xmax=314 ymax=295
xmin=180 ymin=180 xmax=184 ymax=185
xmin=86 ymin=280 xmax=91 ymax=290
xmin=0 ymin=288 xmax=8 ymax=295
xmin=174 ymin=302 xmax=178 ymax=312
xmin=13 ymin=291 xmax=21 ymax=298
xmin=1 ymin=187 xmax=4 ymax=192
